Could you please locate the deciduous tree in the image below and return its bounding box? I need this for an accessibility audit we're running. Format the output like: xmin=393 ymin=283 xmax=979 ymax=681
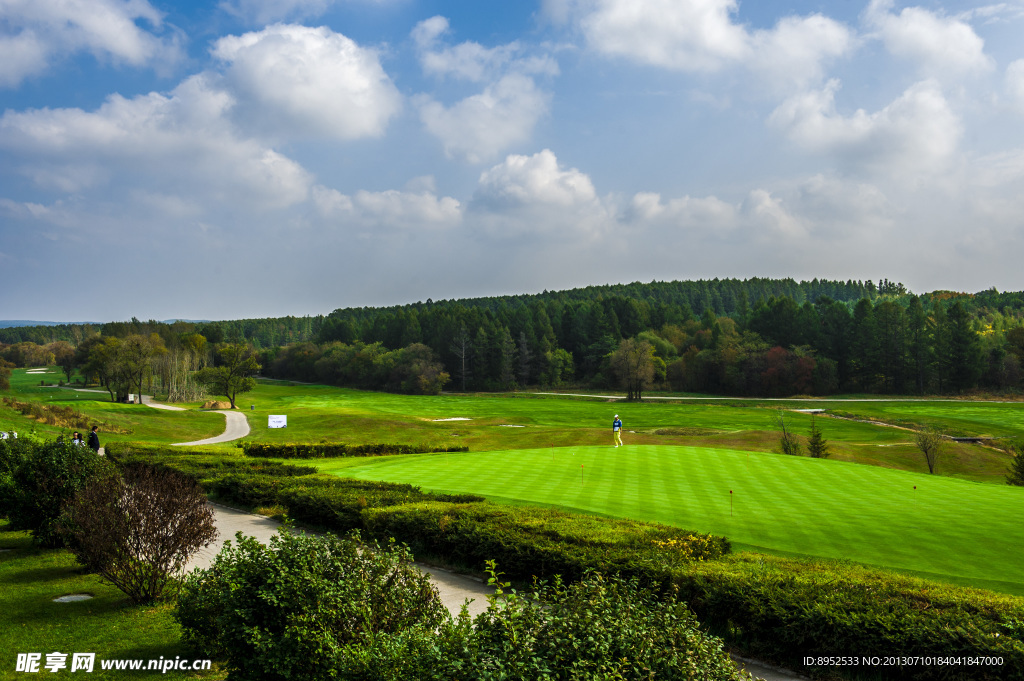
xmin=915 ymin=427 xmax=945 ymax=474
xmin=195 ymin=343 xmax=261 ymax=408
xmin=610 ymin=338 xmax=656 ymax=401
xmin=48 ymin=341 xmax=77 ymax=383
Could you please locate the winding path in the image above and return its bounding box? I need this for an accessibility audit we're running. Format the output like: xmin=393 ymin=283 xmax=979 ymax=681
xmin=139 ymin=395 xmax=251 ymax=445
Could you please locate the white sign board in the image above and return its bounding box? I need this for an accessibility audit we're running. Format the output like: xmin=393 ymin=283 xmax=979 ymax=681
xmin=268 ymin=415 xmax=287 ymax=429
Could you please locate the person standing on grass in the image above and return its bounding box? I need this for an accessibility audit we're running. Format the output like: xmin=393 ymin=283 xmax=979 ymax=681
xmin=88 ymin=425 xmax=100 ymax=453
xmin=613 ymin=414 xmax=623 ymax=447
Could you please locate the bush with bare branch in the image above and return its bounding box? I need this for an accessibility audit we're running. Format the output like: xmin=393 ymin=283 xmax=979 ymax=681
xmin=914 ymin=427 xmax=945 ymax=475
xmin=772 ymin=410 xmax=802 ymax=456
xmin=64 ymin=464 xmax=218 ymax=604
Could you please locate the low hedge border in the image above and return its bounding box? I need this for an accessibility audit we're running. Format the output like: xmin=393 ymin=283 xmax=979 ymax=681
xmin=239 ymin=442 xmax=470 ymax=459
xmin=107 ymin=443 xmax=1024 ymax=680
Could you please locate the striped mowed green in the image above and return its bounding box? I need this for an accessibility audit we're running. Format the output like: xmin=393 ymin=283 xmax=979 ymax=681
xmin=335 ymin=445 xmax=1024 ymax=593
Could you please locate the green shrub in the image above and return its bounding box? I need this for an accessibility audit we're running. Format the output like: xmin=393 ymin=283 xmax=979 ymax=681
xmin=675 ymin=553 xmax=1024 ymax=680
xmin=5 ymin=438 xmax=114 ymax=546
xmin=0 ymin=435 xmax=31 ymax=518
xmin=333 ymin=569 xmax=750 ymax=681
xmin=470 ymin=568 xmax=749 ymax=680
xmin=362 ymin=501 xmax=729 ymax=584
xmin=175 ymin=528 xmax=448 ymax=681
xmin=240 ymin=442 xmax=469 ymax=459
xmin=277 ymin=479 xmax=484 ymax=533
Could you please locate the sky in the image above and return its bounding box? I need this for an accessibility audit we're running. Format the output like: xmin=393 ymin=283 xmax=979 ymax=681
xmin=3 ymin=0 xmax=1024 ymax=322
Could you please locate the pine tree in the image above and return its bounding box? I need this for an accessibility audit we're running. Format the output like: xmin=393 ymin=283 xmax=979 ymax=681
xmin=807 ymin=414 xmax=830 ymax=458
xmin=1006 ymin=440 xmax=1024 ymax=486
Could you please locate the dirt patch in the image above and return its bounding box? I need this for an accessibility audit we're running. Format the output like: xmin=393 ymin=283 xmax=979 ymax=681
xmin=202 ymin=400 xmax=233 ymax=409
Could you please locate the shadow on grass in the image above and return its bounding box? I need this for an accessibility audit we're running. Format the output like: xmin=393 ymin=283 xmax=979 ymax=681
xmin=1 ymin=563 xmax=83 ymax=585
xmin=4 ymin=591 xmax=142 ymax=626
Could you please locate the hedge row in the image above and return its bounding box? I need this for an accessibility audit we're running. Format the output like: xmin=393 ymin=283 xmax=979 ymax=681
xmin=107 ymin=444 xmax=1024 ymax=680
xmin=239 ymin=442 xmax=470 ymax=459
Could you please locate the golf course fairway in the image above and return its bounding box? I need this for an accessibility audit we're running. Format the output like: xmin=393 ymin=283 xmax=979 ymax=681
xmin=331 ymin=445 xmax=1024 ymax=594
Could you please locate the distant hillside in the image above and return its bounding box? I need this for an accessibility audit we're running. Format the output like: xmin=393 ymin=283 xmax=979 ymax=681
xmin=0 ymin=319 xmax=207 ymax=330
xmin=0 ymin=320 xmax=99 ymax=329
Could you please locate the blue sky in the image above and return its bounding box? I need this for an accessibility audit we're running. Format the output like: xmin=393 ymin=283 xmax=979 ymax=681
xmin=3 ymin=0 xmax=1024 ymax=321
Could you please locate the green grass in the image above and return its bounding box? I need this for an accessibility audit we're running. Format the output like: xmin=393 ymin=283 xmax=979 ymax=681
xmin=4 ymin=370 xmax=1020 ymax=481
xmin=0 ymin=523 xmax=222 ymax=680
xmin=326 ymin=444 xmax=1024 ymax=595
xmin=2 ymin=368 xmax=233 ymax=446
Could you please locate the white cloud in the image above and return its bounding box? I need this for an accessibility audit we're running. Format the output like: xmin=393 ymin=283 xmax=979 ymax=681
xmin=0 ymin=0 xmax=181 ymax=87
xmin=741 ymin=189 xmax=807 ymax=238
xmin=568 ymin=0 xmax=749 ymax=71
xmin=1006 ymin=59 xmax=1024 ymax=111
xmin=212 ymin=24 xmax=402 ymax=141
xmin=312 ymin=185 xmax=462 ymax=231
xmin=626 ymin=191 xmax=737 ymax=231
xmin=769 ymin=79 xmax=962 ymax=178
xmin=412 ymin=16 xmax=558 ymax=82
xmin=476 ymin=149 xmax=597 ymax=207
xmin=543 ymin=0 xmax=851 ymax=91
xmin=417 ymin=75 xmax=550 ymax=164
xmin=749 ymin=15 xmax=854 ymax=91
xmin=219 ymin=0 xmax=333 ymax=25
xmin=469 ymin=149 xmax=611 ymax=238
xmin=0 ymin=74 xmax=313 ymax=211
xmin=864 ymin=0 xmax=994 ymax=78
xmin=412 ymin=17 xmax=557 ymax=163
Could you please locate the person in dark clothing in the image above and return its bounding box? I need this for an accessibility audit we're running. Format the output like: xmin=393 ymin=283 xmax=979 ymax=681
xmin=87 ymin=426 xmax=100 ymax=453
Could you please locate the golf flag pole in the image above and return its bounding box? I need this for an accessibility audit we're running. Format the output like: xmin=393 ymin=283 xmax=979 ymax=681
xmin=730 ymin=490 xmax=733 ymax=516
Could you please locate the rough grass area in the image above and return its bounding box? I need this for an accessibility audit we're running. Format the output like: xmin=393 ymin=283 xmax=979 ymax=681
xmin=0 ymin=522 xmax=222 ymax=679
xmin=329 ymin=444 xmax=1024 ymax=595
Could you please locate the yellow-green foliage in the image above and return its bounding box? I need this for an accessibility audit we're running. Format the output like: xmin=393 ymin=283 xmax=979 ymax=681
xmin=1 ymin=396 xmax=131 ymax=434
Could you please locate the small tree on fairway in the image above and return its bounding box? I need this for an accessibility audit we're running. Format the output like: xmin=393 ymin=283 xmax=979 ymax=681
xmin=806 ymin=414 xmax=830 ymax=458
xmin=773 ymin=410 xmax=802 ymax=456
xmin=1005 ymin=439 xmax=1024 ymax=486
xmin=195 ymin=343 xmax=261 ymax=408
xmin=915 ymin=427 xmax=945 ymax=474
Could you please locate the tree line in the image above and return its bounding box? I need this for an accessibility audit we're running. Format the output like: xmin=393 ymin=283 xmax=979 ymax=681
xmin=3 ymin=278 xmax=1024 ymax=397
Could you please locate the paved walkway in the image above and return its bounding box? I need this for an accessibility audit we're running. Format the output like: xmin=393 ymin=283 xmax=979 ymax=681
xmin=187 ymin=503 xmax=498 ymax=620
xmin=139 ymin=395 xmax=251 ymax=446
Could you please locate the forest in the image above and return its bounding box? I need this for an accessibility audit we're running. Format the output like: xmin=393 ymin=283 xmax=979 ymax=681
xmin=3 ymin=277 xmax=1024 ymax=398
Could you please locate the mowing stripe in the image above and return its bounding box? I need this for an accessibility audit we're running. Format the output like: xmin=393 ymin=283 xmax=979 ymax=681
xmin=337 ymin=445 xmax=1024 ymax=591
